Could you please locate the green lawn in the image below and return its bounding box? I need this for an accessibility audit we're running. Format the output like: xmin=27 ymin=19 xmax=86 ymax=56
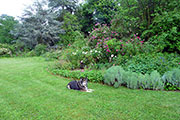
xmin=0 ymin=57 xmax=180 ymax=120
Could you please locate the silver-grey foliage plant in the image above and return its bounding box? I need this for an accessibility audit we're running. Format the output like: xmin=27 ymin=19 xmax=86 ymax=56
xmin=104 ymin=66 xmax=165 ymax=90
xmin=162 ymin=68 xmax=180 ymax=88
xmin=104 ymin=66 xmax=125 ymax=88
xmin=12 ymin=0 xmax=65 ymax=49
xmin=140 ymin=71 xmax=164 ymax=90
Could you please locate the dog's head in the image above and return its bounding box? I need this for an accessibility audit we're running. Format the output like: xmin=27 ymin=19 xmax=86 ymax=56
xmin=79 ymin=77 xmax=88 ymax=90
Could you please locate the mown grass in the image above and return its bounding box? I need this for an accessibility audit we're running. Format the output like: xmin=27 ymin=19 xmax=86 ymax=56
xmin=0 ymin=57 xmax=180 ymax=120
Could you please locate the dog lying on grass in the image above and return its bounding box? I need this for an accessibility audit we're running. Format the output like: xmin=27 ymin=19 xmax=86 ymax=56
xmin=67 ymin=77 xmax=94 ymax=92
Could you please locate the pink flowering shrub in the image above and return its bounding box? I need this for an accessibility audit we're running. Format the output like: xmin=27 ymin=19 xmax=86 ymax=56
xmin=88 ymin=23 xmax=120 ymax=61
xmin=88 ymin=23 xmax=145 ymax=62
xmin=110 ymin=34 xmax=144 ymax=57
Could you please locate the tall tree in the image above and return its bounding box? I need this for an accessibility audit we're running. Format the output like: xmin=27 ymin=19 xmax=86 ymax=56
xmin=48 ymin=0 xmax=78 ymax=13
xmin=79 ymin=0 xmax=120 ymax=34
xmin=48 ymin=0 xmax=79 ymax=21
xmin=0 ymin=14 xmax=18 ymax=44
xmin=12 ymin=1 xmax=64 ymax=49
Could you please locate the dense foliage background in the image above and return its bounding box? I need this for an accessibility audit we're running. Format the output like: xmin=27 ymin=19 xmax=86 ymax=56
xmin=0 ymin=0 xmax=180 ymax=90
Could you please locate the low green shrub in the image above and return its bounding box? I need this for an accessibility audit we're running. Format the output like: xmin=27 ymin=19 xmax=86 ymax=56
xmin=162 ymin=68 xmax=180 ymax=89
xmin=34 ymin=44 xmax=47 ymax=56
xmin=123 ymin=71 xmax=140 ymax=89
xmin=25 ymin=50 xmax=36 ymax=57
xmin=42 ymin=50 xmax=62 ymax=60
xmin=0 ymin=43 xmax=15 ymax=51
xmin=164 ymin=83 xmax=180 ymax=91
xmin=122 ymin=53 xmax=180 ymax=75
xmin=140 ymin=71 xmax=164 ymax=90
xmin=61 ymin=46 xmax=103 ymax=69
xmin=104 ymin=66 xmax=125 ymax=88
xmin=104 ymin=66 xmax=165 ymax=90
xmin=89 ymin=63 xmax=113 ymax=70
xmin=0 ymin=43 xmax=14 ymax=57
xmin=51 ymin=61 xmax=73 ymax=70
xmin=52 ymin=69 xmax=104 ymax=83
xmin=0 ymin=47 xmax=12 ymax=57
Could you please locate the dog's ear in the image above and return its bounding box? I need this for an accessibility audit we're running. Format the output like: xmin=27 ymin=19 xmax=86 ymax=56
xmin=84 ymin=77 xmax=88 ymax=82
xmin=80 ymin=77 xmax=83 ymax=81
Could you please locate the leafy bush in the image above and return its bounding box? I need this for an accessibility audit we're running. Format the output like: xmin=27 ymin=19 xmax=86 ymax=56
xmin=59 ymin=12 xmax=82 ymax=46
xmin=88 ymin=23 xmax=120 ymax=63
xmin=0 ymin=48 xmax=12 ymax=57
xmin=25 ymin=50 xmax=36 ymax=57
xmin=142 ymin=10 xmax=180 ymax=53
xmin=110 ymin=9 xmax=140 ymax=38
xmin=61 ymin=46 xmax=103 ymax=69
xmin=89 ymin=63 xmax=113 ymax=70
xmin=88 ymin=23 xmax=146 ymax=62
xmin=0 ymin=43 xmax=16 ymax=54
xmin=106 ymin=35 xmax=145 ymax=59
xmin=164 ymin=83 xmax=180 ymax=91
xmin=52 ymin=69 xmax=104 ymax=83
xmin=162 ymin=68 xmax=180 ymax=88
xmin=50 ymin=60 xmax=73 ymax=70
xmin=122 ymin=53 xmax=180 ymax=75
xmin=42 ymin=50 xmax=62 ymax=60
xmin=34 ymin=44 xmax=47 ymax=56
xmin=88 ymin=23 xmax=145 ymax=62
xmin=0 ymin=43 xmax=14 ymax=57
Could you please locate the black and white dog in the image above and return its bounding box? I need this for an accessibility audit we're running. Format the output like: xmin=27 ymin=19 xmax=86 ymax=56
xmin=67 ymin=77 xmax=94 ymax=92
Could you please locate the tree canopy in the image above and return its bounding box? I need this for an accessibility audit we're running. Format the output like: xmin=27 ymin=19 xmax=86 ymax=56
xmin=0 ymin=14 xmax=18 ymax=44
xmin=12 ymin=1 xmax=64 ymax=49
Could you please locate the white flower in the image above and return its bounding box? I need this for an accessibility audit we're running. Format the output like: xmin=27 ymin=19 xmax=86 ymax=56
xmin=95 ymin=50 xmax=97 ymax=53
xmin=111 ymin=54 xmax=114 ymax=57
xmin=72 ymin=52 xmax=76 ymax=55
xmin=90 ymin=50 xmax=93 ymax=53
xmin=82 ymin=51 xmax=88 ymax=54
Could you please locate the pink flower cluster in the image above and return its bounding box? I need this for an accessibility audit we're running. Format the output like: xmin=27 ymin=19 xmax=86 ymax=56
xmin=117 ymin=35 xmax=144 ymax=56
xmin=90 ymin=23 xmax=121 ymax=54
xmin=89 ymin=23 xmax=145 ymax=57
